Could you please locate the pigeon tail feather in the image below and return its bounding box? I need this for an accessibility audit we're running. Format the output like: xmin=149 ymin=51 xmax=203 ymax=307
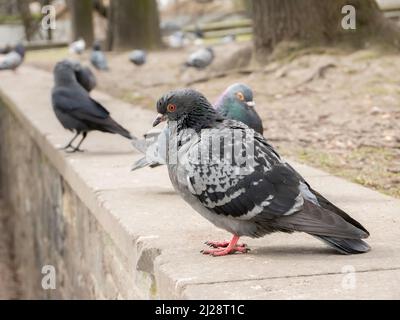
xmin=131 ymin=157 xmax=151 ymax=171
xmin=315 ymin=235 xmax=371 ymax=254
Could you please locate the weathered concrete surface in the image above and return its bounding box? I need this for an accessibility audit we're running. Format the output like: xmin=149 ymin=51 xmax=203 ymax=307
xmin=0 ymin=66 xmax=399 ymax=299
xmin=0 ymin=201 xmax=19 ymax=299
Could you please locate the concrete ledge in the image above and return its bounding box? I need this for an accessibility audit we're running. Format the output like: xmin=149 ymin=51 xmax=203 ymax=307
xmin=1 ymin=66 xmax=400 ymax=299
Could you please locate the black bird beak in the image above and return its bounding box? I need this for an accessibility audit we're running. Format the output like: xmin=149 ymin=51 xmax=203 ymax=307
xmin=153 ymin=113 xmax=167 ymax=127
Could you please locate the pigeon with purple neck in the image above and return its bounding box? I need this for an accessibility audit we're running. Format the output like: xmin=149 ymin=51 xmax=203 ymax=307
xmin=214 ymin=83 xmax=263 ymax=135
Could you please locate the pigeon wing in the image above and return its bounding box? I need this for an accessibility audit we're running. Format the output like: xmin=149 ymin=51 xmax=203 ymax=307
xmin=183 ymin=124 xmax=304 ymax=220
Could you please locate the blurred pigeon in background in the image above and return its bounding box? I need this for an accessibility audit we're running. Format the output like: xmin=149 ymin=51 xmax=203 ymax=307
xmin=185 ymin=47 xmax=214 ymax=69
xmin=0 ymin=44 xmax=12 ymax=54
xmin=129 ymin=50 xmax=146 ymax=66
xmin=193 ymin=24 xmax=204 ymax=39
xmin=168 ymin=31 xmax=187 ymax=49
xmin=90 ymin=42 xmax=109 ymax=71
xmin=214 ymin=83 xmax=263 ymax=135
xmin=220 ymin=34 xmax=236 ymax=44
xmin=131 ymin=83 xmax=264 ymax=171
xmin=0 ymin=43 xmax=25 ymax=71
xmin=70 ymin=61 xmax=97 ymax=92
xmin=51 ymin=60 xmax=133 ymax=152
xmin=69 ymin=38 xmax=86 ymax=55
xmin=152 ymin=88 xmax=370 ymax=256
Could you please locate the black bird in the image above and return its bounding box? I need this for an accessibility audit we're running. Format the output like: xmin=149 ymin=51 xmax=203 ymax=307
xmin=152 ymin=88 xmax=370 ymax=256
xmin=51 ymin=60 xmax=133 ymax=152
xmin=69 ymin=60 xmax=97 ymax=92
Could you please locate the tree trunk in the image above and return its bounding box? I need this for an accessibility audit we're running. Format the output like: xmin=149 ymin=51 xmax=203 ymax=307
xmin=252 ymin=0 xmax=398 ymax=62
xmin=68 ymin=0 xmax=94 ymax=46
xmin=107 ymin=0 xmax=162 ymax=51
xmin=16 ymin=0 xmax=35 ymax=41
xmin=42 ymin=0 xmax=52 ymax=41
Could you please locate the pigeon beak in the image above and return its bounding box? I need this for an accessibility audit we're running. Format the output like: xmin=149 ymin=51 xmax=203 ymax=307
xmin=152 ymin=113 xmax=167 ymax=127
xmin=246 ymin=101 xmax=256 ymax=108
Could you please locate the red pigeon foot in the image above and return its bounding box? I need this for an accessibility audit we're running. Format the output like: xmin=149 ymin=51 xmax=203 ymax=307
xmin=205 ymin=240 xmax=247 ymax=249
xmin=201 ymin=235 xmax=249 ymax=256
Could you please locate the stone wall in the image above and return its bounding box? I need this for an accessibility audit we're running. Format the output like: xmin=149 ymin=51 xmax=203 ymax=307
xmin=0 ymin=99 xmax=141 ymax=299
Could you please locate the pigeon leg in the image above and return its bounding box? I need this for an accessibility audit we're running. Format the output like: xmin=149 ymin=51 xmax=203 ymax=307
xmin=69 ymin=132 xmax=87 ymax=153
xmin=205 ymin=240 xmax=247 ymax=248
xmin=201 ymin=235 xmax=249 ymax=256
xmin=61 ymin=132 xmax=80 ymax=150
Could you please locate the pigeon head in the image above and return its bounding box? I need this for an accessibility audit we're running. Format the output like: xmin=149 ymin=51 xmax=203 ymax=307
xmin=206 ymin=47 xmax=214 ymax=55
xmin=153 ymin=89 xmax=220 ymax=130
xmin=14 ymin=43 xmax=25 ymax=58
xmin=214 ymin=83 xmax=264 ymax=134
xmin=93 ymin=41 xmax=102 ymax=51
xmin=215 ymin=83 xmax=255 ymax=111
xmin=54 ymin=60 xmax=79 ymax=86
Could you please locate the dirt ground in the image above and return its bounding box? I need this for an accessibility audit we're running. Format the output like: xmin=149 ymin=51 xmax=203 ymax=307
xmin=26 ymin=41 xmax=400 ymax=198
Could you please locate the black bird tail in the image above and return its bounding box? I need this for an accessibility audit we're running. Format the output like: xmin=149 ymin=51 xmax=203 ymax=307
xmin=315 ymin=235 xmax=371 ymax=254
xmin=104 ymin=117 xmax=134 ymax=140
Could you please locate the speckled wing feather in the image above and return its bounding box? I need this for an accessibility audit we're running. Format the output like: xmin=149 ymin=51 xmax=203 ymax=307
xmin=181 ymin=120 xmax=304 ymax=220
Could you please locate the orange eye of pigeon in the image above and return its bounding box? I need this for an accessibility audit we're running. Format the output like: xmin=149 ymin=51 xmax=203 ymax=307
xmin=236 ymin=92 xmax=245 ymax=101
xmin=167 ymin=104 xmax=176 ymax=112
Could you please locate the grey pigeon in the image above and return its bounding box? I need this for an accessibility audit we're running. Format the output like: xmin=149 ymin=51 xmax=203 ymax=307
xmin=185 ymin=47 xmax=214 ymax=69
xmin=129 ymin=50 xmax=146 ymax=66
xmin=152 ymin=88 xmax=370 ymax=256
xmin=69 ymin=38 xmax=85 ymax=55
xmin=214 ymin=83 xmax=263 ymax=135
xmin=0 ymin=44 xmax=25 ymax=71
xmin=51 ymin=60 xmax=133 ymax=152
xmin=72 ymin=62 xmax=97 ymax=92
xmin=131 ymin=83 xmax=264 ymax=171
xmin=90 ymin=42 xmax=109 ymax=71
xmin=220 ymin=34 xmax=236 ymax=44
xmin=168 ymin=31 xmax=187 ymax=49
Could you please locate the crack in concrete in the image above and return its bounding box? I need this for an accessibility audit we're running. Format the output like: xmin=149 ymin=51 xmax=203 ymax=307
xmin=180 ymin=266 xmax=400 ymax=290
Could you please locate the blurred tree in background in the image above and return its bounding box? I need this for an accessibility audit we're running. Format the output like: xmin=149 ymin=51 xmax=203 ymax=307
xmin=252 ymin=0 xmax=400 ymax=62
xmin=107 ymin=0 xmax=162 ymax=51
xmin=68 ymin=0 xmax=94 ymax=45
xmin=16 ymin=0 xmax=34 ymax=40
